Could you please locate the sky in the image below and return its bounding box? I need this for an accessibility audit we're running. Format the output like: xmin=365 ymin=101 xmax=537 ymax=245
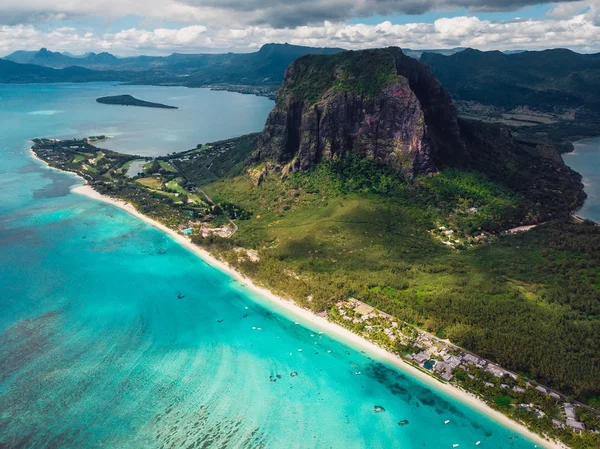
xmin=0 ymin=0 xmax=598 ymax=56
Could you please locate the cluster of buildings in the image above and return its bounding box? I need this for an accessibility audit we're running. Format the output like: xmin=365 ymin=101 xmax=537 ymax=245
xmin=431 ymin=225 xmax=489 ymax=248
xmin=406 ymin=336 xmax=517 ymax=385
xmin=178 ymin=222 xmax=236 ymax=238
xmin=557 ymin=403 xmax=586 ymax=432
xmin=334 ymin=297 xmax=596 ymax=434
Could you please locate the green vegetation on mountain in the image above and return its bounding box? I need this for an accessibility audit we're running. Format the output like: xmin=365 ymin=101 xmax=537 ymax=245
xmin=283 ymin=49 xmax=402 ymax=103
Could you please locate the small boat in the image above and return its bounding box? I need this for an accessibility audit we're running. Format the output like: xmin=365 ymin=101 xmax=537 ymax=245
xmin=475 ymin=442 xmax=480 ymax=446
xmin=355 ymin=371 xmax=361 ymax=375
xmin=373 ymin=405 xmax=385 ymax=413
xmin=298 ymin=349 xmax=303 ymax=352
xmin=453 ymin=445 xmax=459 ymax=448
xmin=397 ymin=419 xmax=409 ymax=426
xmin=177 ymin=293 xmax=185 ymax=299
xmin=444 ymin=420 xmax=450 ymax=424
xmin=327 ymin=350 xmax=332 ymax=353
xmin=257 ymin=327 xmax=262 ymax=331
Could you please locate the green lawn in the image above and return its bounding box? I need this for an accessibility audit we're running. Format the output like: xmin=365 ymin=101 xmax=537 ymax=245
xmin=159 ymin=160 xmax=178 ymax=172
xmin=136 ymin=176 xmax=163 ymax=190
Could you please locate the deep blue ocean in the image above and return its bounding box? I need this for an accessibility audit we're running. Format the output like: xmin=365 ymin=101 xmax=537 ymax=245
xmin=0 ymin=83 xmax=553 ymax=448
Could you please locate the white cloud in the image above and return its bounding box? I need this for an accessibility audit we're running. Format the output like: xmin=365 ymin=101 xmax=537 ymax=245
xmin=547 ymin=0 xmax=594 ymax=18
xmin=0 ymin=0 xmax=587 ymax=28
xmin=0 ymin=10 xmax=599 ymax=56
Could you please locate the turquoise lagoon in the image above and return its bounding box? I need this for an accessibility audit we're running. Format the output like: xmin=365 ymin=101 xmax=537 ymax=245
xmin=0 ymin=83 xmax=541 ymax=448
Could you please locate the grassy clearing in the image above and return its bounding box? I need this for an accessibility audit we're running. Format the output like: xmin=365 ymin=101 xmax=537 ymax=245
xmin=136 ymin=176 xmax=163 ymax=190
xmin=165 ymin=178 xmax=186 ymax=194
xmin=165 ymin=178 xmax=205 ymax=205
xmin=159 ymin=160 xmax=178 ymax=172
xmin=192 ymin=144 xmax=213 ymax=153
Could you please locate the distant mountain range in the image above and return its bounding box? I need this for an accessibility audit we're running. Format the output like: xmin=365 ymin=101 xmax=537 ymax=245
xmin=6 ymin=47 xmax=120 ymax=69
xmin=2 ymin=44 xmax=344 ymax=87
xmin=3 ymin=45 xmax=471 ymax=70
xmin=421 ymin=48 xmax=600 ymax=114
xmin=0 ymin=59 xmax=127 ymax=83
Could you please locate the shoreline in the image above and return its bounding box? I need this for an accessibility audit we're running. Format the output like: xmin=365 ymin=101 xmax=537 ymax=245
xmin=563 ymin=137 xmax=600 ymax=225
xmin=30 ymin=148 xmax=564 ymax=449
xmin=73 ymin=186 xmax=564 ymax=449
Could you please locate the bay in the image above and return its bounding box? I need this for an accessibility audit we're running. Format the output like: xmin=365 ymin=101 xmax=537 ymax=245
xmin=563 ymin=137 xmax=600 ymax=223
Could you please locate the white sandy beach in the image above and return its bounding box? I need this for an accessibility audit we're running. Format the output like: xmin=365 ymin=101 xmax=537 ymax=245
xmin=31 ymin=148 xmax=565 ymax=449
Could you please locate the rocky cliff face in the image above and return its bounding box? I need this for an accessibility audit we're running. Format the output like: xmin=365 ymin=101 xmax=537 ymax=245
xmin=252 ymin=47 xmax=467 ymax=178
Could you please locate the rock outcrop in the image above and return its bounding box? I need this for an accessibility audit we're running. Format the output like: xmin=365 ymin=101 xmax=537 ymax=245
xmin=252 ymin=47 xmax=468 ymax=178
xmin=248 ymin=46 xmax=585 ymax=220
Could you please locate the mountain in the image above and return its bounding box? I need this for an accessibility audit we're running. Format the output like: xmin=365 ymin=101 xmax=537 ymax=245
xmin=421 ymin=48 xmax=600 ymax=119
xmin=4 ymin=48 xmax=75 ymax=67
xmin=4 ymin=47 xmax=121 ymax=68
xmin=3 ymin=44 xmax=343 ymax=87
xmin=253 ymin=48 xmax=466 ymax=178
xmin=250 ymin=47 xmax=584 ymax=220
xmin=0 ymin=59 xmax=129 ymax=83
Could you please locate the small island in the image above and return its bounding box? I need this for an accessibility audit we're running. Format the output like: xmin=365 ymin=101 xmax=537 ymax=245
xmin=96 ymin=94 xmax=178 ymax=109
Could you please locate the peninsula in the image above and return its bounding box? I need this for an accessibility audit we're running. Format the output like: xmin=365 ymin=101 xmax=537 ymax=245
xmin=96 ymin=94 xmax=178 ymax=109
xmin=31 ymin=48 xmax=600 ymax=449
